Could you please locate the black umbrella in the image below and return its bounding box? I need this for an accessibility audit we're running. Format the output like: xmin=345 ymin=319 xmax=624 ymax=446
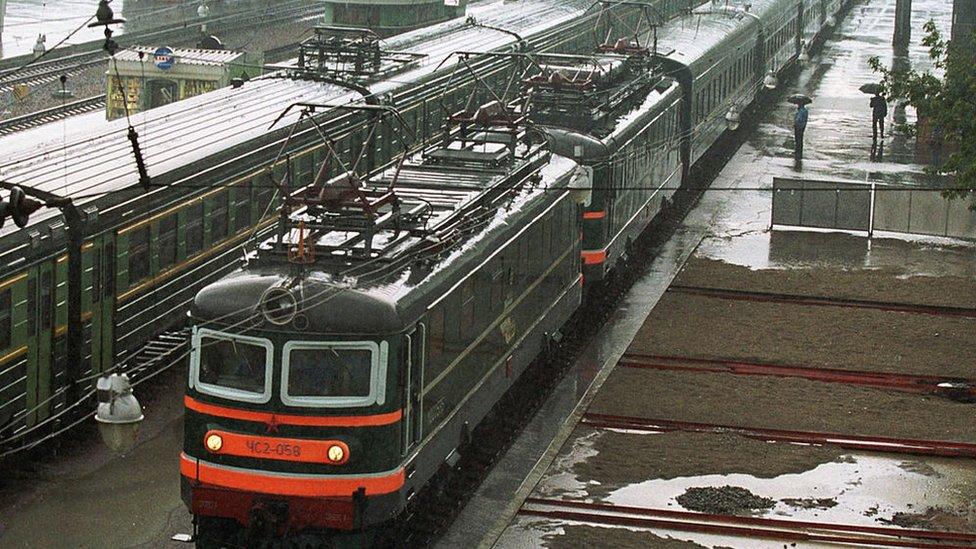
xmin=787 ymin=94 xmax=812 ymax=105
xmin=859 ymin=83 xmax=883 ymax=95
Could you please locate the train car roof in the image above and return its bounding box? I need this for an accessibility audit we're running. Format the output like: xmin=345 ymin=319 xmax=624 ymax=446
xmin=653 ymin=3 xmax=773 ymax=70
xmin=0 ymin=0 xmax=595 ymax=237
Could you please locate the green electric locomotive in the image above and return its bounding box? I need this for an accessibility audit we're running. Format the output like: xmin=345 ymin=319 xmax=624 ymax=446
xmin=181 ymin=103 xmax=585 ymax=542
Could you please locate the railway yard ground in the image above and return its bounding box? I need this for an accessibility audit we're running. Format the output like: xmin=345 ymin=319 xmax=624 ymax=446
xmin=473 ymin=0 xmax=976 ymax=547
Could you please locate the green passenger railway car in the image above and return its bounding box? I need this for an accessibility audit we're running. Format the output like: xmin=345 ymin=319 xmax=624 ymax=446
xmin=0 ymin=0 xmax=672 ymax=450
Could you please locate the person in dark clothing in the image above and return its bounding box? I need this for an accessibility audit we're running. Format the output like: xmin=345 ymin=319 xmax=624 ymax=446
xmin=794 ymin=104 xmax=809 ymax=157
xmin=870 ymin=93 xmax=888 ymax=141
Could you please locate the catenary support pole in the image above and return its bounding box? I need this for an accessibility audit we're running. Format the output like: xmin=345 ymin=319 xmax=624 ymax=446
xmin=952 ymin=0 xmax=975 ymax=54
xmin=893 ymin=0 xmax=912 ymax=53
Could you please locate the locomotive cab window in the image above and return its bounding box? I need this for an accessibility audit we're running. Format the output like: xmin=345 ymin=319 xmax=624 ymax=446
xmin=190 ymin=328 xmax=273 ymax=403
xmin=281 ymin=340 xmax=387 ymax=408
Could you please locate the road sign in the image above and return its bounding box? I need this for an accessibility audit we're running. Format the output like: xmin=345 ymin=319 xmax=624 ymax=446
xmin=153 ymin=47 xmax=176 ymax=70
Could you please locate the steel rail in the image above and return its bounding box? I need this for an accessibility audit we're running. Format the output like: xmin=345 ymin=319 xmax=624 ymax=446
xmin=519 ymin=500 xmax=976 ymax=548
xmin=618 ymin=353 xmax=976 ymax=398
xmin=0 ymin=95 xmax=106 ymax=136
xmin=666 ymin=284 xmax=976 ymax=319
xmin=523 ymin=498 xmax=976 ymax=544
xmin=580 ymin=413 xmax=976 ymax=457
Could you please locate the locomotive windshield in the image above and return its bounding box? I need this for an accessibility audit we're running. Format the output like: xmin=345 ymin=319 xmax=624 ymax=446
xmin=287 ymin=348 xmax=371 ymax=397
xmin=282 ymin=341 xmax=386 ymax=408
xmin=192 ymin=329 xmax=273 ymax=403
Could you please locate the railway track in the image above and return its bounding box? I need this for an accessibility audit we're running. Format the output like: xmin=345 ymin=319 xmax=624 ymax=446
xmin=520 ymin=498 xmax=976 ymax=548
xmin=0 ymin=1 xmax=324 ymax=93
xmin=618 ymin=353 xmax=976 ymax=400
xmin=0 ymin=95 xmax=106 ymax=136
xmin=580 ymin=413 xmax=976 ymax=458
xmin=0 ymin=32 xmax=304 ymax=135
xmin=667 ymin=284 xmax=976 ymax=319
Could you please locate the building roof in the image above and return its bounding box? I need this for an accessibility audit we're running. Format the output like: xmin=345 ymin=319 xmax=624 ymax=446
xmin=114 ymin=46 xmax=244 ymax=67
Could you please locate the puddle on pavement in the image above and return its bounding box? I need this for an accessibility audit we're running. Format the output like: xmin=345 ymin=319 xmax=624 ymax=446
xmin=535 ymin=431 xmax=976 ymax=530
xmin=605 ymin=452 xmax=976 ymax=528
xmin=512 ymin=435 xmax=976 ymax=549
xmin=694 ymin=229 xmax=976 ymax=275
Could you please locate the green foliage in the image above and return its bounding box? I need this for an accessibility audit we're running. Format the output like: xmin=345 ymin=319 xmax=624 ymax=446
xmin=868 ymin=20 xmax=976 ymax=196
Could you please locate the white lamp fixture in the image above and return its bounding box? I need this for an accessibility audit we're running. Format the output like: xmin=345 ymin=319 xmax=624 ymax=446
xmin=94 ymin=373 xmax=144 ymax=454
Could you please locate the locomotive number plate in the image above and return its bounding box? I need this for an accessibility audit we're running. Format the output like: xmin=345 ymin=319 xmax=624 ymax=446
xmin=203 ymin=429 xmax=348 ymax=464
xmin=245 ymin=440 xmax=303 ymax=457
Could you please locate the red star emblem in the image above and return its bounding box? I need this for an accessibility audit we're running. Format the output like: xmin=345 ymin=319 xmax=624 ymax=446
xmin=265 ymin=413 xmax=280 ymax=434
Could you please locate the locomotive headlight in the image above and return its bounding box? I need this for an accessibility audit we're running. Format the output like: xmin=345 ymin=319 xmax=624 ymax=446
xmin=205 ymin=433 xmax=224 ymax=453
xmin=327 ymin=444 xmax=346 ymax=463
xmin=763 ymin=70 xmax=778 ymax=90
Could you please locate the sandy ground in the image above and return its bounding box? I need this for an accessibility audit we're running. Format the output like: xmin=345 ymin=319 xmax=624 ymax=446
xmin=675 ymin=255 xmax=976 ymax=309
xmin=590 ymin=368 xmax=976 ymax=443
xmin=0 ymin=365 xmax=190 ymax=547
xmin=627 ymin=292 xmax=976 ymax=378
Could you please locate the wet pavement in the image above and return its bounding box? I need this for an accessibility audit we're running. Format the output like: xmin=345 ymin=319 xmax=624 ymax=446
xmin=0 ymin=365 xmax=192 ymax=547
xmin=483 ymin=0 xmax=974 ymax=547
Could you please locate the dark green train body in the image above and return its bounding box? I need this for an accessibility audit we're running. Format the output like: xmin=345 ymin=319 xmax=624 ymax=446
xmin=181 ymin=108 xmax=584 ymax=539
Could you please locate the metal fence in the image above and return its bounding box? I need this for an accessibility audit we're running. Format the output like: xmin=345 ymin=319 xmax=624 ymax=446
xmin=771 ymin=176 xmax=976 ymax=240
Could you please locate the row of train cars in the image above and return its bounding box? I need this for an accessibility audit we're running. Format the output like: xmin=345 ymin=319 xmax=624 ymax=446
xmin=0 ymin=0 xmax=848 ymax=541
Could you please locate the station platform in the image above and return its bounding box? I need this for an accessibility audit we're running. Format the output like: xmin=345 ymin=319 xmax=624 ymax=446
xmin=471 ymin=0 xmax=976 ymax=547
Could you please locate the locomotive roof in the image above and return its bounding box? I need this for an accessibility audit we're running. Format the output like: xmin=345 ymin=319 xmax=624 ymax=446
xmin=543 ymin=78 xmax=682 ymax=163
xmin=0 ymin=0 xmax=595 ymax=238
xmin=192 ymin=153 xmax=579 ymax=334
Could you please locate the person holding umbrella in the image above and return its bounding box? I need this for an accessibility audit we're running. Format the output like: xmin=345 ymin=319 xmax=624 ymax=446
xmin=860 ymin=83 xmax=887 ymax=142
xmin=870 ymin=93 xmax=888 ymax=141
xmin=789 ymin=94 xmax=812 ymax=158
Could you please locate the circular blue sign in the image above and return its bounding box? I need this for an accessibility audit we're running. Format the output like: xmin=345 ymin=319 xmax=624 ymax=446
xmin=153 ymin=47 xmax=176 ymax=70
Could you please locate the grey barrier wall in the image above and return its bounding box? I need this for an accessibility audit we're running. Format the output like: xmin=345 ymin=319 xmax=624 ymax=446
xmin=874 ymin=187 xmax=976 ymax=239
xmin=772 ymin=177 xmax=976 ymax=240
xmin=771 ymin=177 xmax=872 ymax=232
